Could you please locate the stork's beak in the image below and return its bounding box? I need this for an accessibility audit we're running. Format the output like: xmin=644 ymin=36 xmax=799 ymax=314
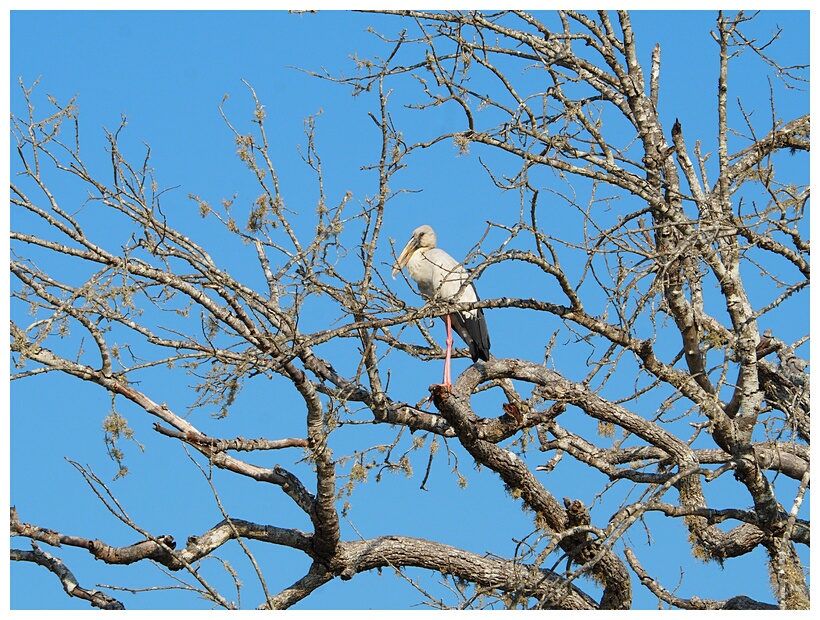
xmin=392 ymin=236 xmax=418 ymax=278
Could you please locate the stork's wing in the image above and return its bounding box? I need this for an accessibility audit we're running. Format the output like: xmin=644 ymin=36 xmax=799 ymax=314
xmin=451 ymin=304 xmax=491 ymax=362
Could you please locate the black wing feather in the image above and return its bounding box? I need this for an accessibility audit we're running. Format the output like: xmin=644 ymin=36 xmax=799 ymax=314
xmin=450 ymin=307 xmax=491 ymax=362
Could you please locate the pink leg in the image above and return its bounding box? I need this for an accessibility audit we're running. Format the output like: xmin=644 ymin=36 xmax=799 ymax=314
xmin=442 ymin=314 xmax=454 ymax=389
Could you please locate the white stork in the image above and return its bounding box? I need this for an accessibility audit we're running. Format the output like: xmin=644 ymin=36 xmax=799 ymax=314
xmin=392 ymin=224 xmax=491 ymax=388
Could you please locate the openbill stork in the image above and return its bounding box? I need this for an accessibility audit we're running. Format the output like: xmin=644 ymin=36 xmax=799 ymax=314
xmin=392 ymin=224 xmax=490 ymax=388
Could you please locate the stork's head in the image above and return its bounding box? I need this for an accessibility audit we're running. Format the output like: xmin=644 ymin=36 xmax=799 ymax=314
xmin=392 ymin=225 xmax=437 ymax=277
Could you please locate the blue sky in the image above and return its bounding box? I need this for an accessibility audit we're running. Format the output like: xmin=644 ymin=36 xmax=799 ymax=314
xmin=6 ymin=7 xmax=812 ymax=611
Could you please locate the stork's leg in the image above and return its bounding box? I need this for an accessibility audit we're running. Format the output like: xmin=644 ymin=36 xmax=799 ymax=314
xmin=426 ymin=314 xmax=454 ymax=406
xmin=442 ymin=313 xmax=454 ymax=389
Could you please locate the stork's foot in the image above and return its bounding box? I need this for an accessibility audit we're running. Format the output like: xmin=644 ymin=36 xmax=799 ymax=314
xmin=427 ymin=382 xmax=453 ymax=409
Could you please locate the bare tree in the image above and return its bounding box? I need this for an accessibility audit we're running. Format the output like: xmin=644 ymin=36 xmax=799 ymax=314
xmin=10 ymin=10 xmax=809 ymax=610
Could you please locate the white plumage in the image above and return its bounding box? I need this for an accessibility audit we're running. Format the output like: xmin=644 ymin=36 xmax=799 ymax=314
xmin=392 ymin=225 xmax=490 ymax=387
